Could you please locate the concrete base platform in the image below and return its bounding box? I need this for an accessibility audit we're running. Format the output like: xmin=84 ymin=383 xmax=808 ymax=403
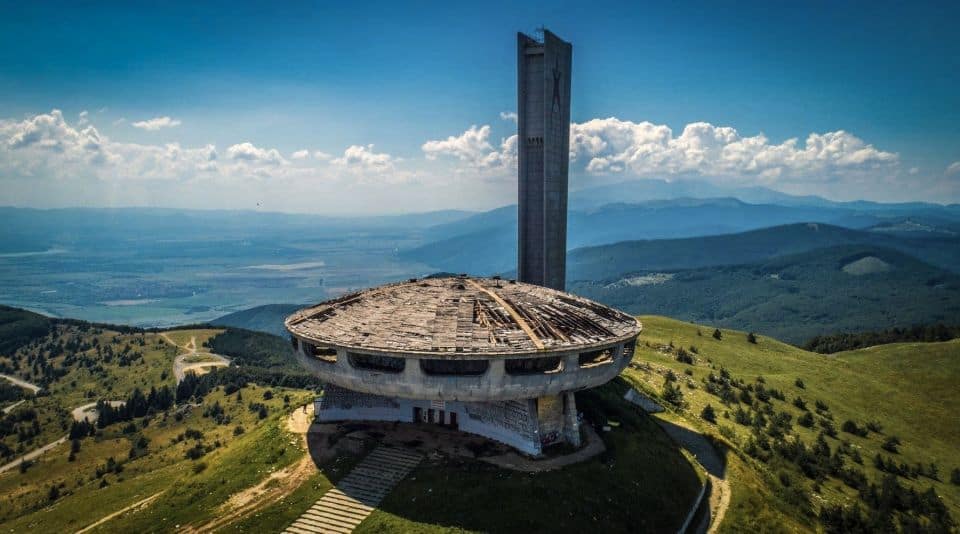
xmin=316 ymin=385 xmax=582 ymax=456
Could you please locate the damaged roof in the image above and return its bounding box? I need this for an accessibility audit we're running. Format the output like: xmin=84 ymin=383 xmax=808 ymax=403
xmin=285 ymin=276 xmax=641 ymax=356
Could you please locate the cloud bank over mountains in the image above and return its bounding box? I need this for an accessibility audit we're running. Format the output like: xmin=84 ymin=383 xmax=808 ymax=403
xmin=0 ymin=108 xmax=952 ymax=213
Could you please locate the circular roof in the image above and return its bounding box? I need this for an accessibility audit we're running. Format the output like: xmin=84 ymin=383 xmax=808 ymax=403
xmin=285 ymin=276 xmax=641 ymax=356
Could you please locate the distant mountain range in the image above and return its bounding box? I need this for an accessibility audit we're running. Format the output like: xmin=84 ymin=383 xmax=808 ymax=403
xmin=214 ymin=241 xmax=960 ymax=345
xmin=571 ymin=245 xmax=960 ymax=344
xmin=6 ymin=180 xmax=960 ymax=343
xmin=402 ymin=196 xmax=960 ymax=277
xmin=569 ymin=178 xmax=960 ymax=213
xmin=568 ymin=222 xmax=960 ymax=281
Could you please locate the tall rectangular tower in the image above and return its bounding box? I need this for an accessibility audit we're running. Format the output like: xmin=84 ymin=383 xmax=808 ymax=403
xmin=517 ymin=29 xmax=572 ymax=291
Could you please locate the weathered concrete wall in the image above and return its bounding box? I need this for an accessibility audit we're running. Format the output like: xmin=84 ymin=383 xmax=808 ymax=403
xmin=317 ymin=385 xmax=544 ymax=455
xmin=292 ymin=338 xmax=634 ymax=402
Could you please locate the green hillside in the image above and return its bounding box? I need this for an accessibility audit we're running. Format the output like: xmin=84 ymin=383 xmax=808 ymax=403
xmin=0 ymin=308 xmax=703 ymax=532
xmin=625 ymin=315 xmax=960 ymax=532
xmin=573 ymin=245 xmax=960 ymax=344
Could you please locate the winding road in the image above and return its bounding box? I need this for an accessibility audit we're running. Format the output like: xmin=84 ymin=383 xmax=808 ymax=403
xmin=656 ymin=418 xmax=731 ymax=534
xmin=159 ymin=333 xmax=230 ymax=383
xmin=0 ymin=373 xmax=41 ymax=394
xmin=0 ymin=374 xmax=125 ymax=475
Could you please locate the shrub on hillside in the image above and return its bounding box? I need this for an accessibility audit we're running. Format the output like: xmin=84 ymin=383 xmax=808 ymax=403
xmin=841 ymin=420 xmax=868 ymax=437
xmin=701 ymin=404 xmax=716 ymax=423
xmin=662 ymin=379 xmax=684 ymax=408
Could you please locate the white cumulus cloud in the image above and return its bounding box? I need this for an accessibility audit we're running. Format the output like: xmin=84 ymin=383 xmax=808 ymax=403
xmin=422 ymin=125 xmax=516 ymax=171
xmin=500 ymin=111 xmax=518 ymax=123
xmin=291 ymin=149 xmax=310 ymax=160
xmin=226 ymin=142 xmax=285 ymax=166
xmin=131 ymin=116 xmax=182 ymax=131
xmin=333 ymin=144 xmax=394 ymax=171
xmin=569 ymin=118 xmax=898 ymax=185
xmin=947 ymin=161 xmax=960 ymax=175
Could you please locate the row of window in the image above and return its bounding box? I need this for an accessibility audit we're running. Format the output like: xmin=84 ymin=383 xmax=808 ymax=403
xmin=295 ymin=337 xmax=635 ymax=376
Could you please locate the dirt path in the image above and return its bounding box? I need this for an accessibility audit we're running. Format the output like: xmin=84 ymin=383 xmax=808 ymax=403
xmin=0 ymin=436 xmax=67 ymax=474
xmin=2 ymin=400 xmax=25 ymax=414
xmin=0 ymin=400 xmax=126 ymax=475
xmin=159 ymin=333 xmax=230 ymax=383
xmin=185 ymin=405 xmax=318 ymax=533
xmin=655 ymin=418 xmax=731 ymax=534
xmin=74 ymin=491 xmax=164 ymax=534
xmin=0 ymin=373 xmax=41 ymax=394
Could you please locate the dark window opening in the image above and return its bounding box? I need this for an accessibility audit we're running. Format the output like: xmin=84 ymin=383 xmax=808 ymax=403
xmin=348 ymin=353 xmax=405 ymax=373
xmin=305 ymin=342 xmax=337 ymax=363
xmin=579 ymin=348 xmax=614 ymax=368
xmin=290 ymin=336 xmax=299 ymax=349
xmin=506 ymin=356 xmax=563 ymax=375
xmin=622 ymin=341 xmax=636 ymax=359
xmin=420 ymin=359 xmax=489 ymax=376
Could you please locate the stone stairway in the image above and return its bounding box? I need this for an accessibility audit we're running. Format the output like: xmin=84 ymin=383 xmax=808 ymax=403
xmin=284 ymin=446 xmax=422 ymax=534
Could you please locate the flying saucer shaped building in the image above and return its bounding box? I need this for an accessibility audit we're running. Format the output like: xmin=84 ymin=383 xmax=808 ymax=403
xmin=286 ymin=276 xmax=640 ymax=455
xmin=286 ymin=29 xmax=640 ymax=455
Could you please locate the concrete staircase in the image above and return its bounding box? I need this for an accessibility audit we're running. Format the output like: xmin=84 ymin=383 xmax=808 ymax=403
xmin=284 ymin=446 xmax=422 ymax=534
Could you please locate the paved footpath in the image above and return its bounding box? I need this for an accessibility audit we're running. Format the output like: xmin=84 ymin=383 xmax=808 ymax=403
xmin=284 ymin=446 xmax=422 ymax=534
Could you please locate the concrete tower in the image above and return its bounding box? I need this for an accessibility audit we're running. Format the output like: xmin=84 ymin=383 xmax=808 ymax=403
xmin=517 ymin=29 xmax=572 ymax=291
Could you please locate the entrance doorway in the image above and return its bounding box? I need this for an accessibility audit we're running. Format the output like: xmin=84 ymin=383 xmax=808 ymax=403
xmin=413 ymin=407 xmax=423 ymax=423
xmin=449 ymin=411 xmax=458 ymax=429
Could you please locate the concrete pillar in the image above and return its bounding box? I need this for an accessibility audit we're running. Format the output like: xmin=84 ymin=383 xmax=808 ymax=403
xmin=563 ymin=391 xmax=581 ymax=447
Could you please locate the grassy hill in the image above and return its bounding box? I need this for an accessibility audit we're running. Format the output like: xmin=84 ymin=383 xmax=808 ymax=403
xmin=2 ymin=303 xmax=957 ymax=532
xmin=625 ymin=316 xmax=960 ymax=531
xmin=0 ymin=311 xmax=319 ymax=531
xmin=0 ymin=307 xmax=704 ymax=532
xmin=572 ymin=245 xmax=960 ymax=344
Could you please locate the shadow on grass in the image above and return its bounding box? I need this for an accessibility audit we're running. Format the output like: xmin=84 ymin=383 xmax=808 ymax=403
xmin=340 ymin=380 xmax=705 ymax=533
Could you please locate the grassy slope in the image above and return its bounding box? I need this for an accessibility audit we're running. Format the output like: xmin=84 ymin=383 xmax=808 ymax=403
xmin=626 ymin=315 xmax=960 ymax=530
xmin=0 ymin=327 xmax=183 ymax=455
xmin=0 ymin=323 xmax=317 ymax=531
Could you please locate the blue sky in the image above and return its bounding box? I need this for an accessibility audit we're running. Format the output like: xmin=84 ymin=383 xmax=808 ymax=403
xmin=1 ymin=1 xmax=958 ymax=213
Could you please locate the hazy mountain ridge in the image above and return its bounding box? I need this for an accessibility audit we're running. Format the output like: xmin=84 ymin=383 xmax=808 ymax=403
xmin=210 ymin=303 xmax=301 ymax=338
xmin=400 ymin=196 xmax=960 ymax=277
xmin=571 ymin=244 xmax=960 ymax=344
xmin=567 ymin=222 xmax=960 ymax=281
